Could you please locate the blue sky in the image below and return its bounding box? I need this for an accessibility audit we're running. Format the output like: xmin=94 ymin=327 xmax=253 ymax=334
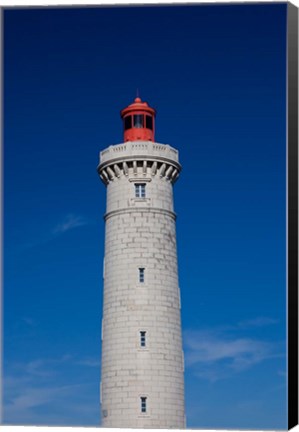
xmin=3 ymin=3 xmax=287 ymax=429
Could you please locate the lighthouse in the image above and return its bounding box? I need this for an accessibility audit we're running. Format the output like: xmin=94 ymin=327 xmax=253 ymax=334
xmin=98 ymin=97 xmax=185 ymax=428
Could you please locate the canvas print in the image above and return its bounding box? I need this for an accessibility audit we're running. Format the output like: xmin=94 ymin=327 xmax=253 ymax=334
xmin=3 ymin=3 xmax=296 ymax=430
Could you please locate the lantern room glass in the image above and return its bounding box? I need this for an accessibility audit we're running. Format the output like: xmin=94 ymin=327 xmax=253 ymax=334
xmin=133 ymin=114 xmax=143 ymax=128
xmin=146 ymin=115 xmax=153 ymax=130
xmin=124 ymin=116 xmax=132 ymax=130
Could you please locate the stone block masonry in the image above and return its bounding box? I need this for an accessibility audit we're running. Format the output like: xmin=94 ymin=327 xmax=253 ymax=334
xmin=98 ymin=140 xmax=185 ymax=428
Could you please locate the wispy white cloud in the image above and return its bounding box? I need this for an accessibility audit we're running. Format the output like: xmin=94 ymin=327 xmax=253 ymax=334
xmin=5 ymin=383 xmax=73 ymax=415
xmin=52 ymin=214 xmax=89 ymax=235
xmin=237 ymin=316 xmax=279 ymax=328
xmin=18 ymin=355 xmax=73 ymax=377
xmin=3 ymin=354 xmax=100 ymax=425
xmin=4 ymin=381 xmax=96 ymax=424
xmin=185 ymin=331 xmax=274 ymax=367
xmin=184 ymin=321 xmax=285 ymax=382
xmin=21 ymin=317 xmax=36 ymax=327
xmin=23 ymin=359 xmax=57 ymax=378
xmin=278 ymin=369 xmax=287 ymax=378
xmin=75 ymin=358 xmax=100 ymax=368
xmin=8 ymin=355 xmax=72 ymax=381
xmin=16 ymin=214 xmax=90 ymax=252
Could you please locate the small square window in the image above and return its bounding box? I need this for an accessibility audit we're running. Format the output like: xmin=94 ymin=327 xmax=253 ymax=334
xmin=140 ymin=331 xmax=146 ymax=347
xmin=135 ymin=183 xmax=146 ymax=198
xmin=139 ymin=268 xmax=145 ymax=283
xmin=140 ymin=396 xmax=147 ymax=413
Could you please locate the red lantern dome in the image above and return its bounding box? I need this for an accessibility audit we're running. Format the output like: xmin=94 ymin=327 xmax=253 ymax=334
xmin=120 ymin=97 xmax=156 ymax=142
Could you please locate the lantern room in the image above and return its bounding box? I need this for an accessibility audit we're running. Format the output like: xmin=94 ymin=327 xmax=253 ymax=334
xmin=120 ymin=97 xmax=156 ymax=142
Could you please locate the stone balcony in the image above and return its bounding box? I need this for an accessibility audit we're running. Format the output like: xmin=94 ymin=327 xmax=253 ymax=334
xmin=99 ymin=141 xmax=179 ymax=166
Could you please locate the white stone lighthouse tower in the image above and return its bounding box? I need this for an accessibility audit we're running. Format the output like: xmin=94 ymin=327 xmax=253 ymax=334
xmin=98 ymin=97 xmax=185 ymax=428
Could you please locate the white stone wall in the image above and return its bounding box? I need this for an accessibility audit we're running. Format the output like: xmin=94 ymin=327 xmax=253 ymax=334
xmin=99 ymin=141 xmax=185 ymax=428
